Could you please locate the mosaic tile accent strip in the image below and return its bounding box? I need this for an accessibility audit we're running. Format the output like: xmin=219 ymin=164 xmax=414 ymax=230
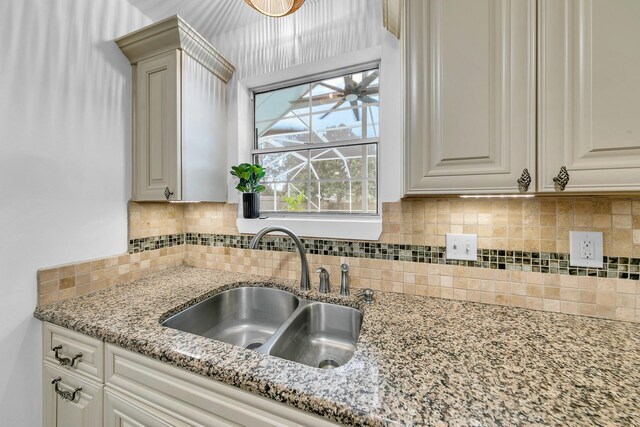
xmin=185 ymin=233 xmax=640 ymax=280
xmin=129 ymin=233 xmax=184 ymax=253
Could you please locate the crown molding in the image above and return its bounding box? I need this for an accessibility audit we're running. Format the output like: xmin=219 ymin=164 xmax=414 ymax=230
xmin=115 ymin=15 xmax=235 ymax=83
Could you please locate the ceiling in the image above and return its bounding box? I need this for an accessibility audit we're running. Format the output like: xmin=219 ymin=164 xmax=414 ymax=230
xmin=127 ymin=0 xmax=322 ymax=40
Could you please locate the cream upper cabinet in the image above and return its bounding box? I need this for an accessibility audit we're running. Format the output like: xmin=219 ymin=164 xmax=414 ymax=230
xmin=404 ymin=0 xmax=536 ymax=195
xmin=538 ymin=0 xmax=640 ymax=193
xmin=116 ymin=16 xmax=234 ymax=202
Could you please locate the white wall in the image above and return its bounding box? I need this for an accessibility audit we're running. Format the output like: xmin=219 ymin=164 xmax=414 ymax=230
xmin=0 ymin=1 xmax=150 ymax=424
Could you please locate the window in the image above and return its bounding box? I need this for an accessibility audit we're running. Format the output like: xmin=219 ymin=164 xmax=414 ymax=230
xmin=252 ymin=66 xmax=379 ymax=215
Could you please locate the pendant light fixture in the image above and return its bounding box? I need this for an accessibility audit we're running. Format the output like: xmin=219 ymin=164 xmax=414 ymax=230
xmin=243 ymin=0 xmax=305 ymax=17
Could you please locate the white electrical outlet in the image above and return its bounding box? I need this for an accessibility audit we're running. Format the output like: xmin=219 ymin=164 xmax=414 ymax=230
xmin=570 ymin=231 xmax=603 ymax=268
xmin=445 ymin=233 xmax=478 ymax=261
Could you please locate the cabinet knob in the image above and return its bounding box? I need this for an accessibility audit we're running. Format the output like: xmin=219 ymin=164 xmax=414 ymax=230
xmin=164 ymin=187 xmax=174 ymax=200
xmin=52 ymin=345 xmax=82 ymax=367
xmin=517 ymin=168 xmax=532 ymax=192
xmin=52 ymin=377 xmax=82 ymax=402
xmin=553 ymin=166 xmax=570 ymax=191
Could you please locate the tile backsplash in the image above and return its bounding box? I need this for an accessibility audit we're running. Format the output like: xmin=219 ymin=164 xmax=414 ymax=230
xmin=37 ymin=197 xmax=640 ymax=323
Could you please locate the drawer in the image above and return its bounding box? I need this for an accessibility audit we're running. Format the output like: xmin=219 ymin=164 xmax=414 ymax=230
xmin=43 ymin=322 xmax=104 ymax=382
xmin=105 ymin=388 xmax=237 ymax=427
xmin=43 ymin=363 xmax=103 ymax=427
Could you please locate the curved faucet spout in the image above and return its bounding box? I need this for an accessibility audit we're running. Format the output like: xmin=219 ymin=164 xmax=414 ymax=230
xmin=249 ymin=226 xmax=310 ymax=291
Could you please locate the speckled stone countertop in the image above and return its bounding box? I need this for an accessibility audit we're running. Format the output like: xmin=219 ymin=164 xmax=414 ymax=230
xmin=35 ymin=266 xmax=640 ymax=426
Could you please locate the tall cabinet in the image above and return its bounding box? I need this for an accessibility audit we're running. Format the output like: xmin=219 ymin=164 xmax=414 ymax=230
xmin=116 ymin=16 xmax=235 ymax=201
xmin=404 ymin=0 xmax=640 ymax=195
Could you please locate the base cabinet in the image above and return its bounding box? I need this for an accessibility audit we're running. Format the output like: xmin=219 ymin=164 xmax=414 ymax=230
xmin=44 ymin=364 xmax=103 ymax=427
xmin=42 ymin=323 xmax=338 ymax=427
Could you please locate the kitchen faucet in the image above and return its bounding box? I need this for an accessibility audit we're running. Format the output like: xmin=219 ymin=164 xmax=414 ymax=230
xmin=249 ymin=226 xmax=310 ymax=291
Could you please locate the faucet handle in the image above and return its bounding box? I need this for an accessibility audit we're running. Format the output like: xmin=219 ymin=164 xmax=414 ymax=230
xmin=356 ymin=288 xmax=374 ymax=304
xmin=316 ymin=267 xmax=330 ymax=293
xmin=340 ymin=264 xmax=349 ymax=296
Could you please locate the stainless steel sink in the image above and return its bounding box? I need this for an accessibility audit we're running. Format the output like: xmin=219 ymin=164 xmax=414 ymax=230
xmin=162 ymin=286 xmax=364 ymax=369
xmin=162 ymin=287 xmax=300 ymax=349
xmin=265 ymin=303 xmax=362 ymax=369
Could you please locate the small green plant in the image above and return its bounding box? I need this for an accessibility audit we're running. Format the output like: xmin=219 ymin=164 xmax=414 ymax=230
xmin=230 ymin=163 xmax=266 ymax=193
xmin=282 ymin=192 xmax=306 ymax=211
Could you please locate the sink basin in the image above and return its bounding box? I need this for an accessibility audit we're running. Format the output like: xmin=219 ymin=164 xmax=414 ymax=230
xmin=266 ymin=302 xmax=363 ymax=369
xmin=162 ymin=286 xmax=363 ymax=368
xmin=162 ymin=287 xmax=299 ymax=349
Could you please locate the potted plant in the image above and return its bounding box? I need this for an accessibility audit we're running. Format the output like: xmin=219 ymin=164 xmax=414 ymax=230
xmin=230 ymin=163 xmax=266 ymax=219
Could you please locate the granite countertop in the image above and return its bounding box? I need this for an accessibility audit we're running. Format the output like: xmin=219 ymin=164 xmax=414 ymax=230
xmin=35 ymin=266 xmax=640 ymax=426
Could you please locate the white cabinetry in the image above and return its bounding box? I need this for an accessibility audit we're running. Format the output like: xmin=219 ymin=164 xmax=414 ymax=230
xmin=116 ymin=16 xmax=234 ymax=202
xmin=42 ymin=322 xmax=339 ymax=427
xmin=538 ymin=0 xmax=640 ymax=192
xmin=42 ymin=323 xmax=104 ymax=427
xmin=44 ymin=364 xmax=103 ymax=427
xmin=404 ymin=0 xmax=536 ymax=195
xmin=404 ymin=0 xmax=640 ymax=195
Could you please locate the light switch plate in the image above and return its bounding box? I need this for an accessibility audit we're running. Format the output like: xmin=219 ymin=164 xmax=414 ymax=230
xmin=569 ymin=231 xmax=603 ymax=268
xmin=445 ymin=233 xmax=478 ymax=261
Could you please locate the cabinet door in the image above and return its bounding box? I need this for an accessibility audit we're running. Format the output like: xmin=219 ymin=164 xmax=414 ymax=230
xmin=44 ymin=364 xmax=103 ymax=427
xmin=539 ymin=0 xmax=640 ymax=192
xmin=404 ymin=0 xmax=536 ymax=195
xmin=134 ymin=50 xmax=181 ymax=201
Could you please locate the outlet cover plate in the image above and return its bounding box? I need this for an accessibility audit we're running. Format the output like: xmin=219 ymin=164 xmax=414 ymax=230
xmin=569 ymin=231 xmax=603 ymax=268
xmin=445 ymin=233 xmax=478 ymax=261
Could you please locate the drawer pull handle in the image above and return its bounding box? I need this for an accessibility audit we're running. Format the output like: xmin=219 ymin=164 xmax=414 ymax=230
xmin=52 ymin=345 xmax=82 ymax=367
xmin=52 ymin=377 xmax=82 ymax=402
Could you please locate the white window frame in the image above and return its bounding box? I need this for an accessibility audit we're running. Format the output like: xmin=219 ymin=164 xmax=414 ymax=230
xmin=235 ymin=48 xmax=383 ymax=240
xmin=252 ymin=63 xmax=380 ymax=217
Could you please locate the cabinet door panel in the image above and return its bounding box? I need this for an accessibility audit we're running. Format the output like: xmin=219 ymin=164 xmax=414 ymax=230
xmin=539 ymin=0 xmax=640 ymax=192
xmin=104 ymin=389 xmax=229 ymax=427
xmin=405 ymin=0 xmax=536 ymax=194
xmin=43 ymin=364 xmax=103 ymax=427
xmin=134 ymin=50 xmax=181 ymax=200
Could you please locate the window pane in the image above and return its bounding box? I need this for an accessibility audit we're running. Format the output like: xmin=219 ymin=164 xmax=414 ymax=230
xmin=256 ymin=144 xmax=376 ymax=214
xmin=254 ymin=68 xmax=379 ymax=149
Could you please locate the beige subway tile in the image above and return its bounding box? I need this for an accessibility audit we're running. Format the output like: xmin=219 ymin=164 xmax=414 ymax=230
xmin=59 ymin=265 xmax=76 ymax=279
xmin=578 ymin=303 xmax=597 ymax=317
xmin=527 ymin=297 xmax=543 ymax=310
xmin=617 ymin=280 xmax=636 ymax=294
xmin=544 ymin=287 xmax=560 ymax=300
xmin=39 ymin=268 xmax=59 ymax=282
xmin=59 ymin=276 xmax=75 ymax=290
xmin=616 ymin=294 xmax=635 ymax=309
xmin=578 ymin=277 xmax=597 ymax=290
xmin=39 ymin=280 xmax=59 ymax=295
xmin=560 ymin=288 xmax=579 ymax=302
xmin=39 ymin=292 xmax=59 ymax=306
xmin=543 ymin=299 xmax=561 ymax=312
xmin=615 ymin=307 xmax=635 ymax=322
xmin=612 ymin=200 xmax=632 ymax=215
xmin=561 ymin=301 xmax=578 ymax=315
xmin=579 ymin=290 xmax=596 ymax=304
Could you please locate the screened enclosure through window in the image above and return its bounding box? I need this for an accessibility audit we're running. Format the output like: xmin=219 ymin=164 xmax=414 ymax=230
xmin=252 ymin=67 xmax=379 ymax=214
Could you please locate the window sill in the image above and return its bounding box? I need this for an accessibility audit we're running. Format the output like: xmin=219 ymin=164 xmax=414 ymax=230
xmin=236 ymin=216 xmax=382 ymax=241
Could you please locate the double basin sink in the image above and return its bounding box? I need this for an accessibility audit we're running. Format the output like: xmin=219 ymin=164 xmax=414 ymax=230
xmin=162 ymin=287 xmax=363 ymax=369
